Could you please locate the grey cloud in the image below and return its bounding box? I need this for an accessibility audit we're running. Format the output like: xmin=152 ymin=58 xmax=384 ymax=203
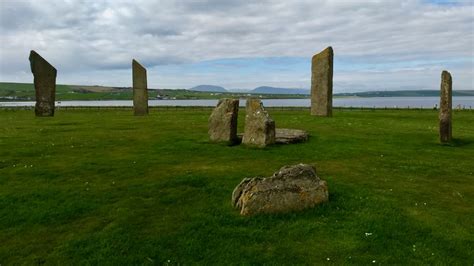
xmin=0 ymin=0 xmax=472 ymax=90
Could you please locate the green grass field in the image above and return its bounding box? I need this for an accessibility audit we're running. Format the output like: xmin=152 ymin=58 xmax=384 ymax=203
xmin=0 ymin=108 xmax=473 ymax=264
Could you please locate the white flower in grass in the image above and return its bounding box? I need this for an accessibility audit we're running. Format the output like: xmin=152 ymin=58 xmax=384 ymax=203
xmin=326 ymin=257 xmax=330 ymax=261
xmin=365 ymin=232 xmax=373 ymax=236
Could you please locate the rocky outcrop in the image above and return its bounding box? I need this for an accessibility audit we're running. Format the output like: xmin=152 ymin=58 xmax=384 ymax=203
xmin=208 ymin=98 xmax=239 ymax=144
xmin=232 ymin=164 xmax=328 ymax=216
xmin=242 ymin=99 xmax=275 ymax=147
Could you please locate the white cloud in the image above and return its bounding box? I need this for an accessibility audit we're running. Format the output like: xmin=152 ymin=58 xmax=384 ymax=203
xmin=0 ymin=0 xmax=472 ymax=91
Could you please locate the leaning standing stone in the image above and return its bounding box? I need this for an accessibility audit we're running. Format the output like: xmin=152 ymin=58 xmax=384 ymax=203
xmin=208 ymin=98 xmax=239 ymax=144
xmin=242 ymin=99 xmax=275 ymax=147
xmin=439 ymin=70 xmax=452 ymax=143
xmin=29 ymin=50 xmax=56 ymax=117
xmin=311 ymin=46 xmax=333 ymax=117
xmin=132 ymin=59 xmax=148 ymax=116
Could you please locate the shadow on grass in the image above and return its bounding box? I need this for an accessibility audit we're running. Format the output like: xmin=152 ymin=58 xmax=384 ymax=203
xmin=439 ymin=138 xmax=473 ymax=147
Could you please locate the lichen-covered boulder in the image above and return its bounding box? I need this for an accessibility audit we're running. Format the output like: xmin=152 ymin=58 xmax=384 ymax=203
xmin=208 ymin=98 xmax=239 ymax=144
xmin=232 ymin=164 xmax=328 ymax=216
xmin=242 ymin=99 xmax=275 ymax=147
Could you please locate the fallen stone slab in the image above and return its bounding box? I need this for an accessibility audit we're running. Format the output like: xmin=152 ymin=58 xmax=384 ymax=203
xmin=275 ymin=128 xmax=309 ymax=144
xmin=232 ymin=164 xmax=328 ymax=216
xmin=237 ymin=128 xmax=308 ymax=145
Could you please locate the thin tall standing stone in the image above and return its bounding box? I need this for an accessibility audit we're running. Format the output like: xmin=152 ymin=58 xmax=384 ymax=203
xmin=29 ymin=50 xmax=56 ymax=117
xmin=311 ymin=46 xmax=333 ymax=116
xmin=439 ymin=70 xmax=452 ymax=143
xmin=132 ymin=59 xmax=148 ymax=116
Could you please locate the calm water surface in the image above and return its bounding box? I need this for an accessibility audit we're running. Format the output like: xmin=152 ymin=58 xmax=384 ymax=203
xmin=1 ymin=97 xmax=473 ymax=108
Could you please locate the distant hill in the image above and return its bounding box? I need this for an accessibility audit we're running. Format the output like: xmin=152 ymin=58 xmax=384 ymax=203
xmin=250 ymin=86 xmax=310 ymax=95
xmin=189 ymin=85 xmax=227 ymax=93
xmin=334 ymin=90 xmax=474 ymax=97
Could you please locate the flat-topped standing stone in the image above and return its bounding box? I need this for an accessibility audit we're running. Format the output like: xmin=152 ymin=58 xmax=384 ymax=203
xmin=29 ymin=50 xmax=56 ymax=117
xmin=208 ymin=98 xmax=239 ymax=144
xmin=311 ymin=46 xmax=333 ymax=116
xmin=242 ymin=99 xmax=275 ymax=147
xmin=439 ymin=70 xmax=452 ymax=143
xmin=132 ymin=59 xmax=148 ymax=116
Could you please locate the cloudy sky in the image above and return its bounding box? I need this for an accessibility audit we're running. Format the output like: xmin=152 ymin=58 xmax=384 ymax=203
xmin=0 ymin=0 xmax=472 ymax=91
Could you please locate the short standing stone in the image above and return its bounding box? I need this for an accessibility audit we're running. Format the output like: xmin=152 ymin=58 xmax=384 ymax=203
xmin=439 ymin=70 xmax=452 ymax=143
xmin=29 ymin=50 xmax=56 ymax=117
xmin=208 ymin=98 xmax=239 ymax=144
xmin=242 ymin=99 xmax=275 ymax=147
xmin=132 ymin=59 xmax=148 ymax=116
xmin=311 ymin=46 xmax=333 ymax=117
xmin=232 ymin=164 xmax=329 ymax=216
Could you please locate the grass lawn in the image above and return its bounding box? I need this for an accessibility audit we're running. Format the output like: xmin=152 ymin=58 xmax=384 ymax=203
xmin=0 ymin=108 xmax=473 ymax=264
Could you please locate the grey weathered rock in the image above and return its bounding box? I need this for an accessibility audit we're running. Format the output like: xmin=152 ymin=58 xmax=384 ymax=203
xmin=439 ymin=70 xmax=452 ymax=143
xmin=29 ymin=50 xmax=56 ymax=117
xmin=275 ymin=128 xmax=309 ymax=144
xmin=132 ymin=59 xmax=148 ymax=116
xmin=232 ymin=164 xmax=329 ymax=216
xmin=311 ymin=46 xmax=333 ymax=117
xmin=242 ymin=99 xmax=275 ymax=147
xmin=208 ymin=98 xmax=239 ymax=143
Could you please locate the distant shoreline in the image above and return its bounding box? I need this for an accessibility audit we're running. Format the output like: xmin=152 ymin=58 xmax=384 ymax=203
xmin=0 ymin=82 xmax=473 ymax=101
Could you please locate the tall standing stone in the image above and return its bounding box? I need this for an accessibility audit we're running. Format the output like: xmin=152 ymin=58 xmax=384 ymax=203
xmin=311 ymin=46 xmax=333 ymax=116
xmin=208 ymin=98 xmax=239 ymax=144
xmin=29 ymin=50 xmax=56 ymax=117
xmin=439 ymin=70 xmax=452 ymax=143
xmin=242 ymin=99 xmax=275 ymax=147
xmin=132 ymin=59 xmax=148 ymax=116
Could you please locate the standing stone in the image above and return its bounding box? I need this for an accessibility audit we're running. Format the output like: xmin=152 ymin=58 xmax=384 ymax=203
xmin=242 ymin=99 xmax=275 ymax=147
xmin=132 ymin=59 xmax=148 ymax=116
xmin=208 ymin=98 xmax=239 ymax=144
xmin=311 ymin=46 xmax=333 ymax=116
xmin=29 ymin=50 xmax=56 ymax=117
xmin=439 ymin=70 xmax=452 ymax=143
